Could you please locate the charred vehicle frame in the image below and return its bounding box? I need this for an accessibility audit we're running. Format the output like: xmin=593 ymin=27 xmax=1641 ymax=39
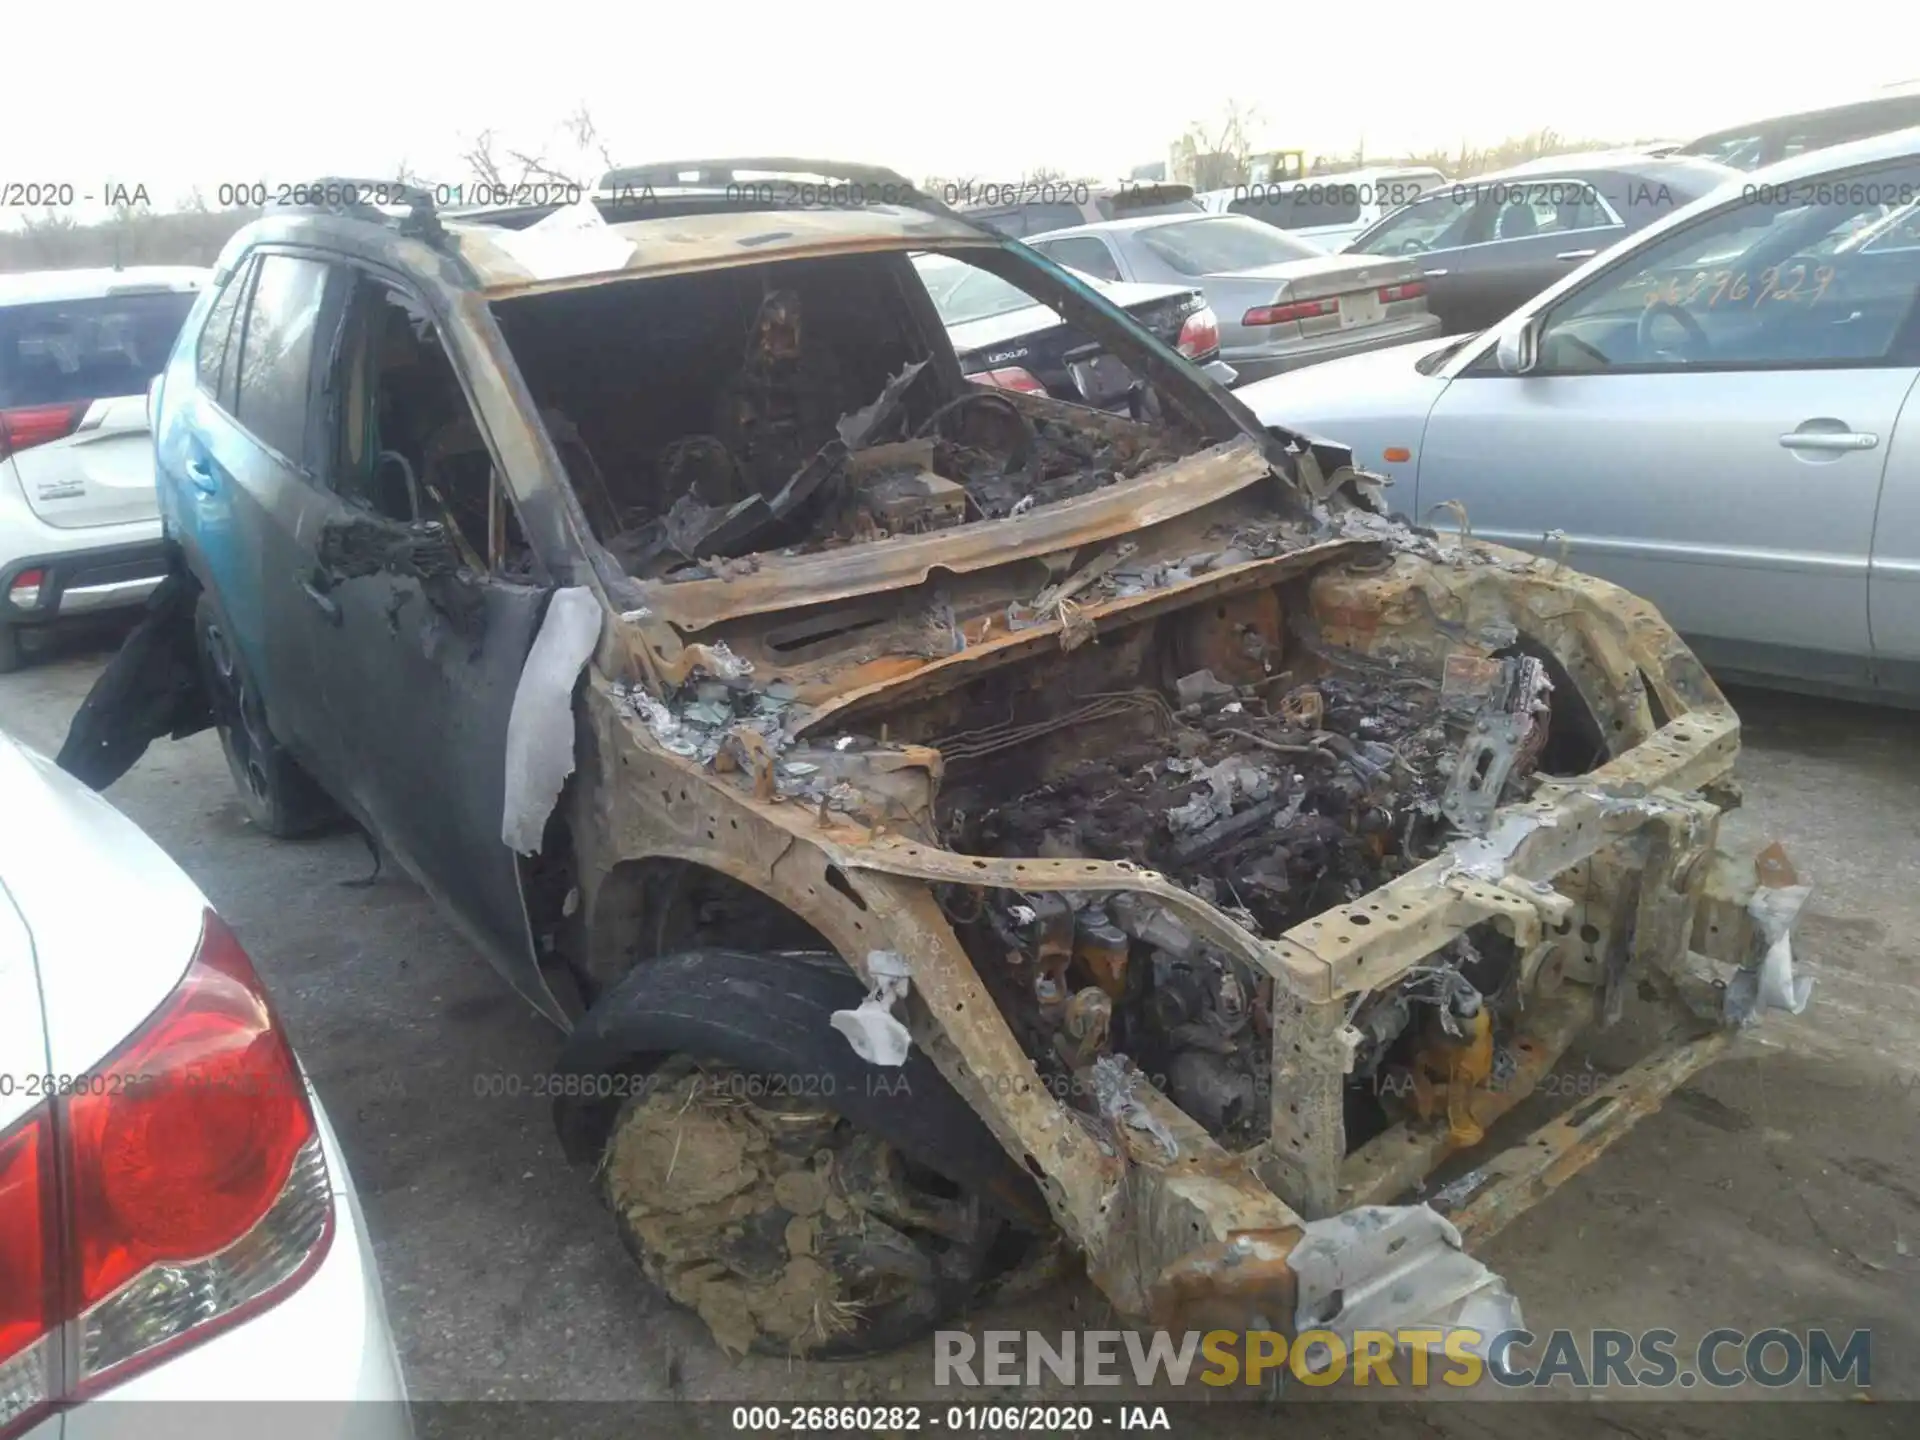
xmin=63 ymin=161 xmax=1812 ymax=1361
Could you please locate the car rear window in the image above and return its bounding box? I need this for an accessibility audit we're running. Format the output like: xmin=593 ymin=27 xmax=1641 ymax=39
xmin=1231 ymin=185 xmax=1364 ymax=230
xmin=0 ymin=290 xmax=196 ymax=408
xmin=1099 ymin=186 xmax=1204 ymax=221
xmin=1138 ymin=217 xmax=1322 ymax=276
xmin=966 ymin=203 xmax=1086 ymax=238
xmin=912 ymin=255 xmax=1040 ymax=325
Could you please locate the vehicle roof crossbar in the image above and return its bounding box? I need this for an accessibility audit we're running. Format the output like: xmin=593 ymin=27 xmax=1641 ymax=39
xmin=263 ymin=178 xmax=449 ymax=249
xmin=596 ymin=157 xmax=963 ymax=222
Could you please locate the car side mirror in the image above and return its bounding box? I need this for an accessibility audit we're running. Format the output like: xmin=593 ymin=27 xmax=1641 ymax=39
xmin=1495 ymin=316 xmax=1539 ymax=375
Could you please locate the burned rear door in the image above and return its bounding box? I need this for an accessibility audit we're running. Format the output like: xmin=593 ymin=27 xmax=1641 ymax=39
xmin=300 ymin=269 xmax=560 ymax=1019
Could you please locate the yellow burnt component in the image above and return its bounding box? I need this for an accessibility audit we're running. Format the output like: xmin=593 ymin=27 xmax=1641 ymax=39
xmin=1411 ymin=1008 xmax=1495 ymax=1148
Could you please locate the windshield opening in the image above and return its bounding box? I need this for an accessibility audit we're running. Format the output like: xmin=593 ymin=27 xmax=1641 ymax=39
xmin=489 ymin=248 xmax=1215 ymax=580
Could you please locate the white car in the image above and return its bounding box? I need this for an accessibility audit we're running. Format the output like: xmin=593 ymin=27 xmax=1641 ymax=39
xmin=0 ymin=268 xmax=208 ymax=673
xmin=1234 ymin=125 xmax=1920 ymax=701
xmin=0 ymin=733 xmax=410 ymax=1438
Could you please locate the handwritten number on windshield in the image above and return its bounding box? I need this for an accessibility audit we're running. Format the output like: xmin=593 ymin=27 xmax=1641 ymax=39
xmin=1645 ymin=264 xmax=1834 ymax=309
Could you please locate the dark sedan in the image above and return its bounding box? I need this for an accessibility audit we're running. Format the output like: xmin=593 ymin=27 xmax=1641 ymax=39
xmin=1340 ymin=151 xmax=1735 ymax=333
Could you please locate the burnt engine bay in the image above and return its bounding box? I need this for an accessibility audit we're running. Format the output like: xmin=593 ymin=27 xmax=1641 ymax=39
xmin=633 ymin=573 xmax=1565 ymax=1163
xmin=936 ymin=644 xmax=1555 ymax=1156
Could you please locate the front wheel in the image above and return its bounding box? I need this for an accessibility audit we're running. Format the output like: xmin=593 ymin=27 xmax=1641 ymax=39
xmin=194 ymin=595 xmax=337 ymax=837
xmin=603 ymin=1059 xmax=1024 ymax=1358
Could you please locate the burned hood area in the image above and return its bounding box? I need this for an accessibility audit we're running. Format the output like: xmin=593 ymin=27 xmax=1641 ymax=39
xmin=609 ymin=449 xmax=1586 ymax=1164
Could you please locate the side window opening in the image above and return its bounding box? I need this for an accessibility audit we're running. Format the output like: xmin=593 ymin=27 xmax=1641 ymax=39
xmin=196 ymin=262 xmax=249 ymax=401
xmin=232 ymin=254 xmax=328 ymax=465
xmin=214 ymin=259 xmax=255 ymax=408
xmin=327 ymin=277 xmax=533 ymax=576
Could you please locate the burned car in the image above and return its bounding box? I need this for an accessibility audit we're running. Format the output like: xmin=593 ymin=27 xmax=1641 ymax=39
xmin=63 ymin=162 xmax=1811 ymax=1361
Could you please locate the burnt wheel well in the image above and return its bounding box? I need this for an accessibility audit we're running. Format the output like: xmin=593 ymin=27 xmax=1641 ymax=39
xmin=585 ymin=856 xmax=831 ymax=1000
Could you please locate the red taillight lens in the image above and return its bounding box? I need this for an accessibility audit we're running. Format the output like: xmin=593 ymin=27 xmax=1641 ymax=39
xmin=1378 ymin=280 xmax=1426 ymax=303
xmin=0 ymin=404 xmax=83 ymax=463
xmin=7 ymin=571 xmax=45 ymax=611
xmin=1176 ymin=306 xmax=1220 ymax=360
xmin=68 ymin=915 xmax=314 ymax=1307
xmin=968 ymin=365 xmax=1046 ymax=394
xmin=0 ymin=1109 xmax=55 ymax=1432
xmin=1242 ymin=298 xmax=1337 ymax=327
xmin=0 ymin=913 xmax=329 ymax=1430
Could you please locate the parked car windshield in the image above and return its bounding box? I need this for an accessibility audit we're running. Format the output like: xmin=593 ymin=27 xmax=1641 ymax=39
xmin=1534 ymin=164 xmax=1920 ymax=370
xmin=1137 ymin=217 xmax=1321 ymax=276
xmin=0 ymin=290 xmax=196 ymax=407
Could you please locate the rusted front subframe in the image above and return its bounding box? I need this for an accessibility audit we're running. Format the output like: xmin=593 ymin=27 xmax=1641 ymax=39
xmin=570 ymin=537 xmax=1788 ymax=1333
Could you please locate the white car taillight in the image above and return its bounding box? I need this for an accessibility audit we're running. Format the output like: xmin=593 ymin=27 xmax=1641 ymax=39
xmin=967 ymin=365 xmax=1046 ymax=394
xmin=0 ymin=404 xmax=83 ymax=463
xmin=6 ymin=572 xmax=43 ymax=611
xmin=0 ymin=912 xmax=331 ymax=1436
xmin=1176 ymin=306 xmax=1220 ymax=360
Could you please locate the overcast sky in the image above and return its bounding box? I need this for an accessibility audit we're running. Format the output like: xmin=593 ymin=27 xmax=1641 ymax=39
xmin=6 ymin=1 xmax=1918 ymax=219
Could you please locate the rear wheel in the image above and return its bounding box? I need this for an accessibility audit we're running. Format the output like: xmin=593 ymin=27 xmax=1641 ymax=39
xmin=0 ymin=624 xmax=20 ymax=675
xmin=603 ymin=1058 xmax=1020 ymax=1358
xmin=194 ymin=596 xmax=336 ymax=837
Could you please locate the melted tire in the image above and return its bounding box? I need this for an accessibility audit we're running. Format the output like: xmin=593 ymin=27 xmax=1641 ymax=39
xmin=601 ymin=1060 xmax=1005 ymax=1359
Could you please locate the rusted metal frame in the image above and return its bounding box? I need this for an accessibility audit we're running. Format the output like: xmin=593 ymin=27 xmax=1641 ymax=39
xmin=848 ymin=870 xmax=1308 ymax=1320
xmin=1326 ymin=787 xmax=1721 ymax=1212
xmin=579 ymin=690 xmax=1317 ymax=1318
xmin=1258 ymin=993 xmax=1353 ymax=1218
xmin=1479 ymin=541 xmax=1728 ymax=716
xmin=841 ymin=845 xmax=1311 ymax=988
xmin=1337 ymin=985 xmax=1598 ymax=1209
xmin=1440 ymin=1029 xmax=1734 ymax=1246
xmin=800 ymin=537 xmax=1360 ymax=736
xmin=632 ymin=439 xmax=1281 ymax=632
xmin=1264 ymin=709 xmax=1736 ymax=1006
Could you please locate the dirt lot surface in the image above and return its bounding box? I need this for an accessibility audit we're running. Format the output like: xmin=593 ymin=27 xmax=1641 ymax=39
xmin=5 ymin=621 xmax=1916 ymax=1436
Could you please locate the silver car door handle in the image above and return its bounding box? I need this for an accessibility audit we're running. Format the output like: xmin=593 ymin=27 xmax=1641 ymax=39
xmin=1422 ymin=268 xmax=1449 ymax=277
xmin=1778 ymin=430 xmax=1879 ymax=452
xmin=1555 ymin=249 xmax=1598 ymax=261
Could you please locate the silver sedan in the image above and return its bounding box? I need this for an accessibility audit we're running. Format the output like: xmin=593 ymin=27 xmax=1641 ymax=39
xmin=1234 ymin=125 xmax=1920 ymax=702
xmin=1022 ymin=213 xmax=1441 ymax=384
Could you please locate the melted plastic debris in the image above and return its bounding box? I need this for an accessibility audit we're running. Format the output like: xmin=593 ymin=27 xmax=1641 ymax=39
xmin=1090 ymin=1055 xmax=1178 ymax=1160
xmin=829 ymin=950 xmax=913 ymax=1065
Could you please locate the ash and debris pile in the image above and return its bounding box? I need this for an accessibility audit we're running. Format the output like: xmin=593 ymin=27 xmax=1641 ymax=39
xmin=958 ymin=669 xmax=1463 ymax=940
xmin=616 ymin=361 xmax=1190 ymax=580
xmin=610 ymin=643 xmax=941 ymax=834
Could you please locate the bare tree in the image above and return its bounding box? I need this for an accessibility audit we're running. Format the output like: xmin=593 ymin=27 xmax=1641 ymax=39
xmin=459 ymin=129 xmax=509 ymax=189
xmin=1171 ymin=99 xmax=1262 ymax=190
xmin=454 ymin=107 xmax=625 ymax=194
xmin=562 ymin=104 xmax=618 ymax=175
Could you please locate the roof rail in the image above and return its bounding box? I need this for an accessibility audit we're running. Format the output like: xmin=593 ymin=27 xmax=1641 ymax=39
xmin=596 ymin=157 xmax=958 ymax=219
xmin=262 ymin=177 xmax=448 ymax=248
